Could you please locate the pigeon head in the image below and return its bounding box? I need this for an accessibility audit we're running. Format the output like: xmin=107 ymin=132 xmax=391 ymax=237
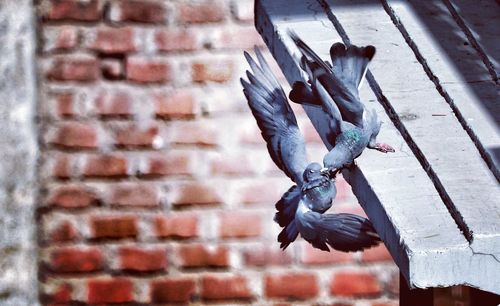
xmin=303 ymin=162 xmax=324 ymax=182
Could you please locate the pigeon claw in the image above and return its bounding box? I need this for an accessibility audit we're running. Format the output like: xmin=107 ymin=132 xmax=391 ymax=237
xmin=374 ymin=143 xmax=395 ymax=153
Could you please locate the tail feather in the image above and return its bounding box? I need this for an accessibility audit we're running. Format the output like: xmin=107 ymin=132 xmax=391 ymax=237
xmin=329 ymin=42 xmax=375 ymax=90
xmin=278 ymin=220 xmax=299 ymax=250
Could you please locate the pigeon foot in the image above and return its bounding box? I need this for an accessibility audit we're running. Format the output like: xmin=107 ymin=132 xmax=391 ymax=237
xmin=373 ymin=143 xmax=395 ymax=153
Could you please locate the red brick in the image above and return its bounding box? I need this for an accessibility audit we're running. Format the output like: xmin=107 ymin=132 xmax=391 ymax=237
xmin=265 ymin=272 xmax=319 ymax=299
xmin=101 ymin=58 xmax=124 ymax=80
xmin=89 ymin=27 xmax=136 ymax=54
xmin=43 ymin=0 xmax=100 ymax=22
xmin=177 ymin=2 xmax=226 ymax=24
xmin=90 ymin=216 xmax=138 ymax=239
xmin=330 ymin=271 xmax=382 ymax=297
xmin=141 ymin=152 xmax=193 ymax=177
xmin=219 ymin=212 xmax=262 ymax=238
xmin=169 ymin=122 xmax=219 ymax=147
xmin=47 ymin=56 xmax=98 ymax=82
xmin=55 ymin=92 xmax=74 ymax=117
xmin=50 ymin=221 xmax=78 ymax=242
xmin=48 ymin=185 xmax=99 ymax=208
xmin=51 ymin=154 xmax=71 ymax=179
xmin=119 ymin=247 xmax=167 ymax=272
xmin=192 ymin=59 xmax=234 ymax=83
xmin=48 ymin=283 xmax=72 ymax=303
xmin=108 ymin=183 xmax=159 ymax=207
xmin=50 ymin=122 xmax=97 ymax=149
xmin=212 ymin=27 xmax=264 ymax=49
xmin=387 ymin=271 xmax=399 ymax=296
xmin=45 ymin=26 xmax=78 ymax=51
xmin=210 ymin=154 xmax=254 ymax=176
xmin=87 ymin=278 xmax=133 ymax=304
xmin=173 ymin=182 xmax=222 ymax=206
xmin=201 ymin=274 xmax=252 ymax=300
xmin=372 ymin=302 xmax=398 ymax=306
xmin=155 ymin=29 xmax=198 ymax=52
xmin=177 ymin=244 xmax=229 ymax=268
xmin=361 ymin=244 xmax=393 ymax=263
xmin=154 ymin=90 xmax=196 ymax=119
xmin=49 ymin=247 xmax=102 ymax=273
xmin=150 ymin=277 xmax=196 ymax=303
xmin=301 ymin=243 xmax=352 ymax=265
xmin=154 ymin=214 xmax=198 ymax=239
xmin=239 ymin=181 xmax=284 ymax=205
xmin=243 ymin=247 xmax=293 ymax=267
xmin=83 ymin=154 xmax=128 ymax=178
xmin=110 ymin=0 xmax=166 ymax=23
xmin=94 ymin=91 xmax=131 ymax=117
xmin=127 ymin=57 xmax=171 ymax=83
xmin=113 ymin=124 xmax=159 ymax=148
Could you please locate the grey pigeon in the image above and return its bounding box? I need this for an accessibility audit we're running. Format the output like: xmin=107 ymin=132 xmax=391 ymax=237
xmin=289 ymin=32 xmax=395 ymax=175
xmin=240 ymin=47 xmax=381 ymax=252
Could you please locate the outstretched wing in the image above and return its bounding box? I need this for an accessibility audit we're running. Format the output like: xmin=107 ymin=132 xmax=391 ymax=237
xmin=241 ymin=47 xmax=308 ymax=185
xmin=297 ymin=209 xmax=381 ymax=252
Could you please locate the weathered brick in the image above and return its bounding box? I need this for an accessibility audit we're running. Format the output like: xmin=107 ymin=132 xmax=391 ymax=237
xmin=48 ymin=283 xmax=72 ymax=304
xmin=154 ymin=90 xmax=197 ymax=119
xmin=169 ymin=121 xmax=219 ymax=147
xmin=301 ymin=243 xmax=352 ymax=265
xmin=150 ymin=277 xmax=196 ymax=303
xmin=177 ymin=244 xmax=229 ymax=268
xmin=43 ymin=26 xmax=78 ymax=52
xmin=51 ymin=154 xmax=71 ymax=179
xmin=192 ymin=59 xmax=234 ymax=83
xmin=219 ymin=212 xmax=262 ymax=238
xmin=212 ymin=27 xmax=264 ymax=49
xmin=89 ymin=27 xmax=136 ymax=54
xmin=50 ymin=122 xmax=97 ymax=149
xmin=201 ymin=274 xmax=252 ymax=301
xmin=113 ymin=124 xmax=159 ymax=148
xmin=118 ymin=247 xmax=167 ymax=272
xmin=127 ymin=57 xmax=171 ymax=83
xmin=330 ymin=271 xmax=382 ymax=297
xmin=230 ymin=0 xmax=253 ymax=22
xmin=108 ymin=183 xmax=159 ymax=207
xmin=83 ymin=154 xmax=128 ymax=178
xmin=109 ymin=0 xmax=167 ymax=23
xmin=87 ymin=278 xmax=133 ymax=304
xmin=154 ymin=214 xmax=198 ymax=239
xmin=155 ymin=29 xmax=198 ymax=52
xmin=265 ymin=272 xmax=319 ymax=299
xmin=48 ymin=185 xmax=99 ymax=208
xmin=141 ymin=151 xmax=193 ymax=177
xmin=49 ymin=247 xmax=102 ymax=273
xmin=101 ymin=58 xmax=124 ymax=80
xmin=55 ymin=92 xmax=74 ymax=117
xmin=43 ymin=0 xmax=100 ymax=22
xmin=94 ymin=91 xmax=131 ymax=117
xmin=90 ymin=216 xmax=138 ymax=239
xmin=243 ymin=246 xmax=293 ymax=267
xmin=47 ymin=56 xmax=98 ymax=82
xmin=49 ymin=220 xmax=78 ymax=243
xmin=210 ymin=154 xmax=254 ymax=176
xmin=177 ymin=1 xmax=226 ymax=24
xmin=239 ymin=180 xmax=284 ymax=205
xmin=173 ymin=182 xmax=222 ymax=206
xmin=361 ymin=244 xmax=393 ymax=263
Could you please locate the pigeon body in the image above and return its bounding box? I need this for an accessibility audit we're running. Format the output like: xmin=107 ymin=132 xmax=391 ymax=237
xmin=289 ymin=33 xmax=394 ymax=173
xmin=241 ymin=47 xmax=380 ymax=252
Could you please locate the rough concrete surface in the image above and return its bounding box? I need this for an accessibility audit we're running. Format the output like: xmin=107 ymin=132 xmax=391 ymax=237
xmin=0 ymin=1 xmax=39 ymax=305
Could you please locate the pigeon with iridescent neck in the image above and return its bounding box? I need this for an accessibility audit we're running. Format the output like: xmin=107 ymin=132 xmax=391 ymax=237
xmin=240 ymin=47 xmax=380 ymax=252
xmin=289 ymin=32 xmax=395 ymax=175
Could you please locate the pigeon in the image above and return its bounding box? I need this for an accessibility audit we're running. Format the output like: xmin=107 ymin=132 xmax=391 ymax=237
xmin=240 ymin=47 xmax=381 ymax=252
xmin=289 ymin=32 xmax=395 ymax=175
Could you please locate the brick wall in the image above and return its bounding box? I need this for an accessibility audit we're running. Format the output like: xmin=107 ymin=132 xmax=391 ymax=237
xmin=37 ymin=0 xmax=399 ymax=304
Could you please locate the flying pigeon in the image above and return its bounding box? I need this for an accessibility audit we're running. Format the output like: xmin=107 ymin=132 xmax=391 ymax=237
xmin=240 ymin=47 xmax=380 ymax=252
xmin=289 ymin=32 xmax=395 ymax=175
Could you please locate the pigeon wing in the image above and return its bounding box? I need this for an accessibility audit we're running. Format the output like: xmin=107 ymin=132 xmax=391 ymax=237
xmin=241 ymin=47 xmax=308 ymax=184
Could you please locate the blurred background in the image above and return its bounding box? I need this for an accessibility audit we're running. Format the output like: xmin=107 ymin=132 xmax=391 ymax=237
xmin=1 ymin=0 xmax=398 ymax=305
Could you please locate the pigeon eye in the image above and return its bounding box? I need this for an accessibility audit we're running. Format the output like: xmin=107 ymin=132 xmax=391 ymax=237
xmin=309 ymin=169 xmax=314 ymax=173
